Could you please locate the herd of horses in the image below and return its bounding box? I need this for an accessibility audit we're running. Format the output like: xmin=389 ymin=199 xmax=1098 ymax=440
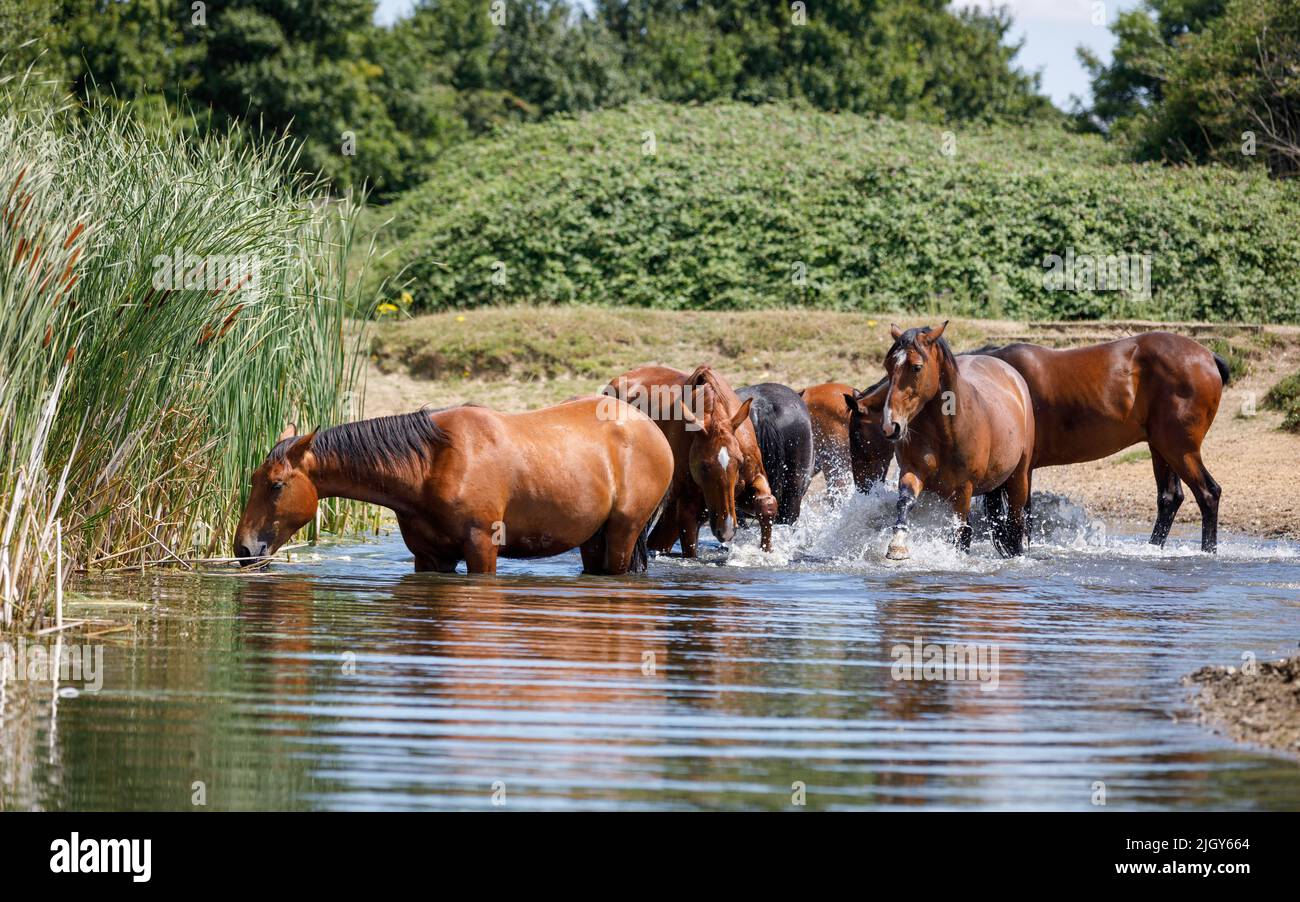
xmin=234 ymin=326 xmax=1230 ymax=575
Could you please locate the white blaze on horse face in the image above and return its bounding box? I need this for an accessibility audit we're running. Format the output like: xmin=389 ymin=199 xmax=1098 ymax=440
xmin=891 ymin=349 xmax=907 ymax=370
xmin=718 ymin=447 xmax=730 ymax=470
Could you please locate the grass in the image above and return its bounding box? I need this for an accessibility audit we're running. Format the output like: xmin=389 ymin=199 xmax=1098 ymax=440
xmin=371 ymin=308 xmax=1299 ymax=413
xmin=371 ymin=307 xmax=1003 ymax=393
xmin=0 ymin=71 xmax=376 ymax=632
xmin=365 ymin=101 xmax=1300 ymax=322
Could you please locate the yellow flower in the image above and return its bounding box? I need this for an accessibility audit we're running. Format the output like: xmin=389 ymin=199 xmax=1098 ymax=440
xmin=867 ymin=319 xmax=878 ymax=327
xmin=456 ymin=315 xmax=465 ymax=322
xmin=377 ymin=302 xmax=398 ymax=314
xmin=399 ymin=291 xmax=413 ymax=305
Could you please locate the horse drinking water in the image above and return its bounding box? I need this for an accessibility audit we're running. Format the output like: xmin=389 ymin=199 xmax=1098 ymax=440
xmin=233 ymin=398 xmax=674 ymax=575
xmin=858 ymin=322 xmax=1035 ymax=560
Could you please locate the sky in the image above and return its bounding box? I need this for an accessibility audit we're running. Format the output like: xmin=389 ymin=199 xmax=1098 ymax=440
xmin=374 ymin=0 xmax=1145 ymax=110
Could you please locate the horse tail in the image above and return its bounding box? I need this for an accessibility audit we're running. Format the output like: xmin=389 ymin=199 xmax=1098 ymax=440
xmin=1212 ymin=352 xmax=1231 ymax=386
xmin=631 ymin=488 xmax=672 ymax=573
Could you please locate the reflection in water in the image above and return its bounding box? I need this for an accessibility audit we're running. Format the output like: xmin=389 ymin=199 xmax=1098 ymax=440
xmin=2 ymin=491 xmax=1299 ymax=811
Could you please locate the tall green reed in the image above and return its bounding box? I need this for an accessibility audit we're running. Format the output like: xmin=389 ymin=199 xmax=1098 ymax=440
xmin=0 ymin=71 xmax=376 ymax=631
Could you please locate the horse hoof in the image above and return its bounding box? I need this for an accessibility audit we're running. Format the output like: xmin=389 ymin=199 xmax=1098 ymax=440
xmin=886 ymin=544 xmax=910 ymax=561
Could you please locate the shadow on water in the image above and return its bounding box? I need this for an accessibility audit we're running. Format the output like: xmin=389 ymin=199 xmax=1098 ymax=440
xmin=2 ymin=486 xmax=1299 ymax=810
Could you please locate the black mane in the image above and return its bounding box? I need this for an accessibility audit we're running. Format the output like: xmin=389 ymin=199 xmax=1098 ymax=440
xmin=270 ymin=409 xmax=450 ymax=479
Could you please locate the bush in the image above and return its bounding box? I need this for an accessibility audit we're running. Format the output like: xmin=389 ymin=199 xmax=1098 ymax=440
xmin=370 ymin=102 xmax=1300 ymax=321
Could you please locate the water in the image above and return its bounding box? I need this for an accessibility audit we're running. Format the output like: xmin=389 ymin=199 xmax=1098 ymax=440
xmin=2 ymin=487 xmax=1298 ymax=811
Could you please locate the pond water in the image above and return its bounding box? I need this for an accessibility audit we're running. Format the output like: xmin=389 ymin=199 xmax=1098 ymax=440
xmin=2 ymin=488 xmax=1298 ymax=811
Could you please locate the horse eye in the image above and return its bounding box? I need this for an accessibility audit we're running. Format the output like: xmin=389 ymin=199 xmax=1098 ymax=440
xmin=911 ymin=363 xmax=923 ymax=373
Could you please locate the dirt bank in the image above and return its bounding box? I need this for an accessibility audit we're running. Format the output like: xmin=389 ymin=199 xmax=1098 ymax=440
xmin=364 ymin=309 xmax=1300 ymax=542
xmin=1184 ymin=656 xmax=1300 ymax=759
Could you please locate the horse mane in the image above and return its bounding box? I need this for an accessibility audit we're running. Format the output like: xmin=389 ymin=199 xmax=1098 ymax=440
xmin=271 ymin=408 xmax=451 ymax=480
xmin=887 ymin=326 xmax=958 ymax=376
xmin=685 ymin=364 xmax=739 ymax=418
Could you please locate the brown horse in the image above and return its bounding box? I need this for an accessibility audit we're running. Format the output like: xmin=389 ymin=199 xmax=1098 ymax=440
xmin=605 ymin=364 xmax=778 ymax=555
xmin=233 ymin=398 xmax=674 ymax=575
xmin=801 ymin=382 xmax=866 ymax=492
xmin=974 ymin=333 xmax=1228 ymax=551
xmin=847 ymin=332 xmax=1229 ymax=552
xmin=855 ymin=322 xmax=1035 ymax=560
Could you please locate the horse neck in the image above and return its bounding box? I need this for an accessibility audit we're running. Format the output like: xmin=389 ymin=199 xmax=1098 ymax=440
xmin=307 ymin=453 xmax=426 ymax=516
xmin=919 ymin=352 xmax=965 ymax=441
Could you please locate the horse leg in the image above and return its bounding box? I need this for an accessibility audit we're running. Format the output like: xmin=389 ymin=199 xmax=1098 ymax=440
xmin=677 ymin=495 xmax=703 ymax=558
xmin=1002 ymin=457 xmax=1032 ymax=556
xmin=886 ymin=471 xmax=923 ymax=560
xmin=579 ymin=529 xmax=607 ymax=574
xmin=953 ymin=484 xmax=974 ymax=553
xmin=1161 ymin=448 xmax=1221 ymax=553
xmin=463 ymin=527 xmax=500 ymax=574
xmin=983 ymin=485 xmax=1009 ymax=554
xmin=600 ymin=514 xmax=644 ymax=575
xmin=1148 ymin=450 xmax=1184 ymax=547
xmin=647 ymin=498 xmax=680 ymax=553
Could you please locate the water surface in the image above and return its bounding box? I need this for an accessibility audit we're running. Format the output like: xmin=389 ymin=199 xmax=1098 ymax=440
xmin=2 ymin=490 xmax=1298 ymax=810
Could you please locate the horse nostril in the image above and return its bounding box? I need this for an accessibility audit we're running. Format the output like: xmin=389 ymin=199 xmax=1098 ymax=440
xmin=234 ymin=543 xmax=251 ymax=560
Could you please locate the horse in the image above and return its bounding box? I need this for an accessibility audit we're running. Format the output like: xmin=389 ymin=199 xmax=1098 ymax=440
xmin=736 ymin=383 xmax=814 ymax=524
xmin=971 ymin=333 xmax=1228 ymax=552
xmin=836 ymin=376 xmax=895 ymax=493
xmin=801 ymin=382 xmax=862 ymax=493
xmin=853 ymin=322 xmax=1035 ymax=560
xmin=604 ymin=364 xmax=778 ymax=555
xmin=233 ymin=397 xmax=674 ymax=575
xmin=845 ymin=332 xmax=1229 ymax=553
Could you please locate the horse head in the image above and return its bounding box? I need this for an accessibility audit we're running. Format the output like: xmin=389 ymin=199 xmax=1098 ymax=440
xmin=679 ymin=383 xmax=752 ymax=544
xmin=234 ymin=423 xmax=320 ymax=565
xmin=880 ymin=321 xmax=952 ymax=442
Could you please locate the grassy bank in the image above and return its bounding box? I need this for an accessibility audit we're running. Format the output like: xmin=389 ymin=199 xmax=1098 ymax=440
xmin=0 ymin=76 xmax=375 ymax=632
xmin=369 ymin=307 xmax=1297 ymax=408
xmin=367 ymin=102 xmax=1300 ymax=321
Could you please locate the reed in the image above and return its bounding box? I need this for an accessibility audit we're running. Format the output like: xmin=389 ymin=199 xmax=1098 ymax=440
xmin=0 ymin=70 xmax=377 ymax=632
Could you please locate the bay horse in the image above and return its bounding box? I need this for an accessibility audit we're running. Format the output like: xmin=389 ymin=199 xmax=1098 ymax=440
xmin=604 ymin=364 xmax=778 ymax=555
xmin=736 ymin=383 xmax=814 ymax=524
xmin=857 ymin=322 xmax=1035 ymax=560
xmin=233 ymin=397 xmax=674 ymax=575
xmin=801 ymin=382 xmax=861 ymax=492
xmin=973 ymin=333 xmax=1228 ymax=552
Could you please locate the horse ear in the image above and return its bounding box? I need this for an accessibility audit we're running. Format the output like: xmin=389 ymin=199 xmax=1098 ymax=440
xmin=843 ymin=392 xmax=862 ymax=415
xmin=928 ymin=320 xmax=949 ymax=343
xmin=890 ymin=324 xmax=903 ymax=340
xmin=278 ymin=423 xmax=297 ymax=442
xmin=286 ymin=429 xmax=317 ymax=467
xmin=730 ymin=397 xmax=753 ymax=430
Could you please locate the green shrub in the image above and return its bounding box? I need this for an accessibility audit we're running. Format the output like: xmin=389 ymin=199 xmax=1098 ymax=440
xmin=369 ymin=102 xmax=1300 ymax=321
xmin=1264 ymin=371 xmax=1300 ymax=432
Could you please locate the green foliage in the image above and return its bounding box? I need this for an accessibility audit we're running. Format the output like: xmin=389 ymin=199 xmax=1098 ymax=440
xmin=1263 ymin=371 xmax=1300 ymax=432
xmin=369 ymin=102 xmax=1300 ymax=320
xmin=0 ymin=74 xmax=373 ymax=629
xmin=19 ymin=0 xmax=1055 ymax=195
xmin=598 ymin=0 xmax=1055 ymax=123
xmin=1079 ymin=0 xmax=1300 ymax=176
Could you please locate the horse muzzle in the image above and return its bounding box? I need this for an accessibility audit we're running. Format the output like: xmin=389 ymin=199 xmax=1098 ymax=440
xmin=712 ymin=515 xmax=736 ymax=544
xmin=883 ymin=420 xmax=904 ymax=442
xmin=233 ymin=539 xmax=269 ymax=566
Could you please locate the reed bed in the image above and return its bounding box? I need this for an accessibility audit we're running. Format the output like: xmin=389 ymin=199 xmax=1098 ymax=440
xmin=0 ymin=71 xmax=377 ymax=632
